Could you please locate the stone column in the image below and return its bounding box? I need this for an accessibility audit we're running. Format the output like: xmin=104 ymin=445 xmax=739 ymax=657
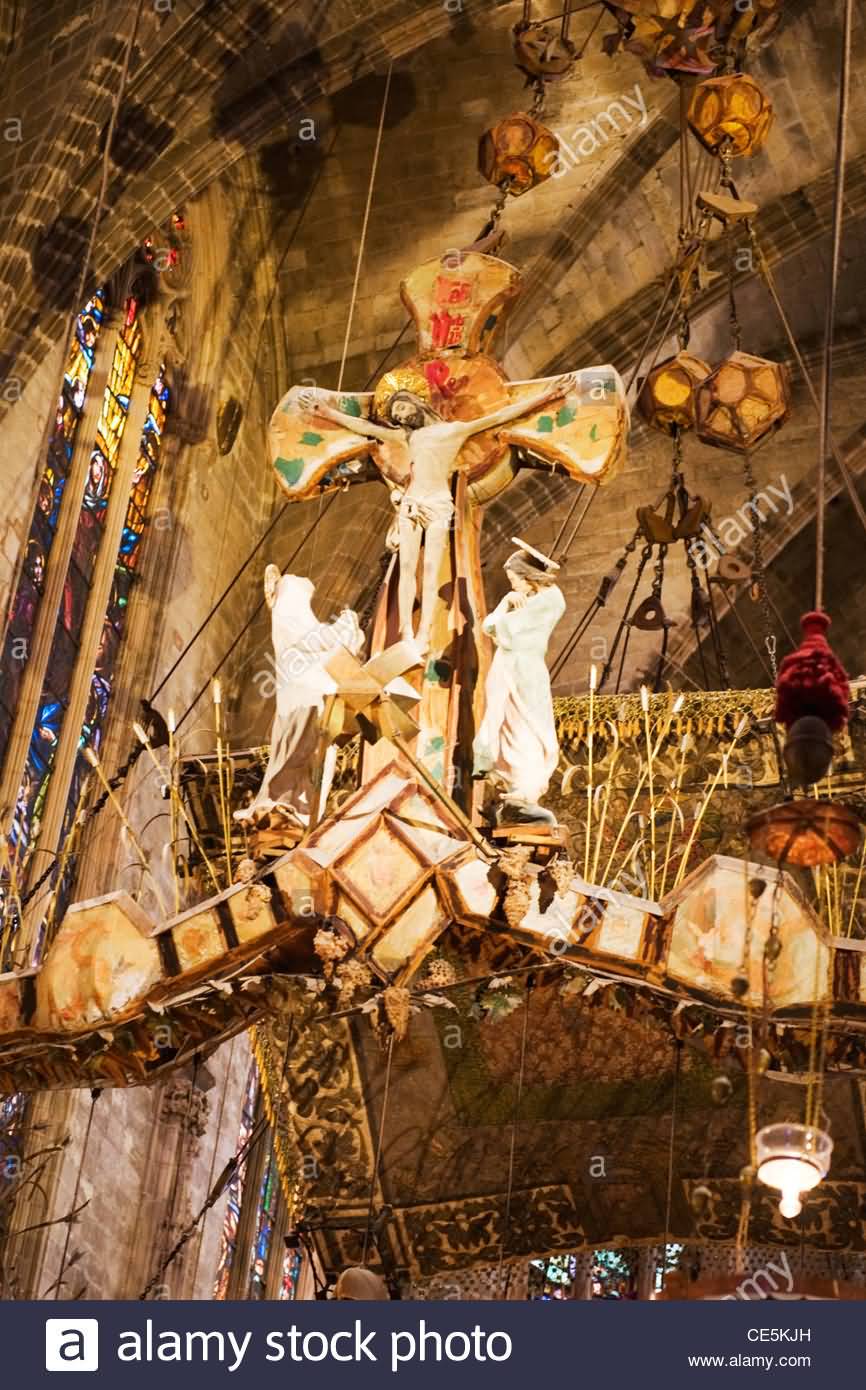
xmin=127 ymin=1074 xmax=210 ymax=1300
xmin=571 ymin=1250 xmax=594 ymax=1299
xmin=637 ymin=1246 xmax=660 ymax=1300
xmin=263 ymin=1192 xmax=290 ymax=1300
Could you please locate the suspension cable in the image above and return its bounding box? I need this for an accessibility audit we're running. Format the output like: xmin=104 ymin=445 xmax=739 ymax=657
xmin=362 ymin=1032 xmax=395 ymax=1266
xmin=497 ymin=974 xmax=533 ymax=1297
xmin=816 ymin=0 xmax=853 ymax=610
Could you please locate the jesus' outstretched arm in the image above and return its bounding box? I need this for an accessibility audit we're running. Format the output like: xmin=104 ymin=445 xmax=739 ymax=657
xmin=295 ymin=387 xmax=397 ymax=443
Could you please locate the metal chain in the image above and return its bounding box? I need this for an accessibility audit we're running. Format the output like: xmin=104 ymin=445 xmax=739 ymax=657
xmin=529 ymin=77 xmax=546 ymax=118
xmin=651 ymin=543 xmax=668 ymax=600
xmin=727 ymin=222 xmax=742 ymax=354
xmin=743 ymin=449 xmax=778 ymax=680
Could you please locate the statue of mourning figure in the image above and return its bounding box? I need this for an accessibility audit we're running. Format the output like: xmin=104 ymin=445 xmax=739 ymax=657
xmin=472 ymin=540 xmax=566 ymax=826
xmin=236 ymin=566 xmax=364 ymax=828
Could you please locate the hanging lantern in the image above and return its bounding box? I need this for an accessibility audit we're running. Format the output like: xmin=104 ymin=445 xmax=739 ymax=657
xmin=687 ymin=73 xmax=773 ymax=157
xmin=776 ymin=611 xmax=850 ymax=736
xmin=695 ymin=351 xmax=789 ymax=452
xmin=478 ymin=113 xmax=560 ymax=195
xmin=748 ymin=610 xmax=858 ymax=864
xmin=782 ymin=716 xmax=835 ymax=789
xmin=747 ymin=797 xmax=861 ymax=866
xmin=637 ymin=351 xmax=711 ymax=433
xmin=774 ymin=609 xmax=851 ymax=786
xmin=756 ymin=1122 xmax=832 ymax=1219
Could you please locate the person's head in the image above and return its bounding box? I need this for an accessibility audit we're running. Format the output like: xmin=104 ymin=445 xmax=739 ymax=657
xmin=504 ymin=551 xmax=559 ymax=594
xmin=333 ymin=1266 xmax=389 ymax=1300
xmin=387 ymin=391 xmax=437 ymax=430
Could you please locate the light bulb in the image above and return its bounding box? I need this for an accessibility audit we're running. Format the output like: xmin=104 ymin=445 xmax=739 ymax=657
xmin=779 ymin=1189 xmax=802 ymax=1220
xmin=757 ymin=1146 xmax=826 ymax=1223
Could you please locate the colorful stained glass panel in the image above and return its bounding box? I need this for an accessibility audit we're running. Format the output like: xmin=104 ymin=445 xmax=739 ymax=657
xmin=10 ymin=304 xmax=142 ymax=867
xmin=0 ymin=293 xmax=105 ymax=762
xmin=214 ymin=1060 xmax=259 ymax=1301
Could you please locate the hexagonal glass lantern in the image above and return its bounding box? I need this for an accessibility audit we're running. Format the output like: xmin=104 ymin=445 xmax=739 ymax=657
xmin=478 ymin=113 xmax=559 ymax=196
xmin=688 ymin=73 xmax=773 ymax=157
xmin=638 ymin=351 xmax=711 ymax=433
xmin=696 ymin=351 xmax=789 ymax=451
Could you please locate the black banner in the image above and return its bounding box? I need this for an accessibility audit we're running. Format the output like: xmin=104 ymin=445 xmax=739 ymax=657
xmin=8 ymin=1297 xmax=850 ymax=1386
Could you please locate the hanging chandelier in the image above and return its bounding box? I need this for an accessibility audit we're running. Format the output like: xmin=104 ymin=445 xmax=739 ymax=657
xmin=755 ymin=1122 xmax=833 ymax=1219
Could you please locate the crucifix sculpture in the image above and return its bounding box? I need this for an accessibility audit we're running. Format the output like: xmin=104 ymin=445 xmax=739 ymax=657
xmin=269 ymin=251 xmax=628 ymax=815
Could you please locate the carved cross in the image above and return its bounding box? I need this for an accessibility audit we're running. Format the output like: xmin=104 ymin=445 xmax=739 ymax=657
xmin=269 ymin=251 xmax=628 ymax=813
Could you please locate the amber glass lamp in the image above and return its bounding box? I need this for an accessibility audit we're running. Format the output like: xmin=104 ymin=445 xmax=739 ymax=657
xmin=695 ymin=351 xmax=789 ymax=451
xmin=638 ymin=351 xmax=711 ymax=433
xmin=687 ymin=73 xmax=773 ymax=157
xmin=478 ymin=114 xmax=559 ymax=196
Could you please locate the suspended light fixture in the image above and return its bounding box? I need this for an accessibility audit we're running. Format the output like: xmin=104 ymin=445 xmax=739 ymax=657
xmin=755 ymin=1122 xmax=833 ymax=1219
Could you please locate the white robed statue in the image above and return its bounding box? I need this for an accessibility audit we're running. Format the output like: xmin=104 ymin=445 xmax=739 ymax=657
xmin=472 ymin=542 xmax=565 ymax=824
xmin=237 ymin=567 xmax=364 ymax=826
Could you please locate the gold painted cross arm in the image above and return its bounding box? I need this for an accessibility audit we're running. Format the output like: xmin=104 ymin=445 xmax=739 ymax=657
xmin=269 ymin=385 xmax=409 ymax=500
xmin=496 ymin=365 xmax=630 ymax=486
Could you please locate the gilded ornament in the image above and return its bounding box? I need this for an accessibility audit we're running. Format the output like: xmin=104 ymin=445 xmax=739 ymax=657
xmin=422 ymin=957 xmax=458 ymax=990
xmin=314 ymin=928 xmax=351 ymax=980
xmin=547 ymin=856 xmax=576 ymax=895
xmin=383 ymin=985 xmax=412 ymax=1041
xmin=498 ymin=844 xmax=536 ymax=929
xmin=372 ymin=365 xmax=433 ymax=424
xmin=336 ymin=958 xmax=373 ymax=1007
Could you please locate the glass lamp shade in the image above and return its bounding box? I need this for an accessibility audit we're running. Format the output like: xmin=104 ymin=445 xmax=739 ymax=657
xmin=687 ymin=74 xmax=773 ymax=157
xmin=695 ymin=351 xmax=789 ymax=452
xmin=637 ymin=351 xmax=710 ymax=433
xmin=478 ymin=114 xmax=560 ymax=196
xmin=756 ymin=1123 xmax=832 ymax=1219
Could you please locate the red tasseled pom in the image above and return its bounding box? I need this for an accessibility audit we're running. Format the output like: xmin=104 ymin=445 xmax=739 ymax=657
xmin=774 ymin=610 xmax=850 ymax=732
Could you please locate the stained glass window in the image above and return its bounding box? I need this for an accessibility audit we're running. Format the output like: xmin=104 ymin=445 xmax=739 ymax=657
xmin=214 ymin=1058 xmax=301 ymax=1301
xmin=214 ymin=1060 xmax=259 ymax=1300
xmin=10 ymin=300 xmax=142 ymax=870
xmin=0 ymin=294 xmax=105 ymax=761
xmin=281 ymin=1249 xmax=302 ymax=1300
xmin=654 ymin=1243 xmax=683 ymax=1292
xmin=249 ymin=1148 xmax=279 ymax=1298
xmin=58 ymin=365 xmax=170 ymax=877
xmin=591 ymin=1247 xmax=636 ymax=1297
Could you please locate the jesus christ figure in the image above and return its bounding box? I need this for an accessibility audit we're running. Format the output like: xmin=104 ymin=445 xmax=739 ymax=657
xmin=298 ymin=375 xmax=575 ymax=656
